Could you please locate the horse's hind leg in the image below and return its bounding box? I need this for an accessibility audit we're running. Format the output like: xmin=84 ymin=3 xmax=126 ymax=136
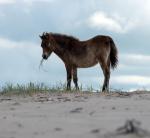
xmin=65 ymin=65 xmax=72 ymax=90
xmin=99 ymin=59 xmax=110 ymax=92
xmin=102 ymin=65 xmax=110 ymax=92
xmin=72 ymin=67 xmax=79 ymax=90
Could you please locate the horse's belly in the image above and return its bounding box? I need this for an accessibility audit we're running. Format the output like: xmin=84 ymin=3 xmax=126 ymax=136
xmin=72 ymin=56 xmax=98 ymax=68
xmin=78 ymin=61 xmax=98 ymax=68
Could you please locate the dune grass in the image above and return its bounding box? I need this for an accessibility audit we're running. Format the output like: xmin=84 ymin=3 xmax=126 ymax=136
xmin=0 ymin=82 xmax=70 ymax=96
xmin=0 ymin=82 xmax=129 ymax=96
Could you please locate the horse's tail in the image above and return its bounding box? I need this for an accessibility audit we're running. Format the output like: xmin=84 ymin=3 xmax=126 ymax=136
xmin=109 ymin=37 xmax=118 ymax=69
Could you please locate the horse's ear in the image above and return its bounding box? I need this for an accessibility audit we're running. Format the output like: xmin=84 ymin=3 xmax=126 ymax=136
xmin=45 ymin=33 xmax=49 ymax=39
xmin=39 ymin=35 xmax=42 ymax=39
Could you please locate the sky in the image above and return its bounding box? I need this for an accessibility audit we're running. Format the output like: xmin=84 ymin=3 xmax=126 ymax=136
xmin=0 ymin=0 xmax=150 ymax=91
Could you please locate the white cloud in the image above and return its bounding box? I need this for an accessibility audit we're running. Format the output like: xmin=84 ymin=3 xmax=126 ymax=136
xmin=110 ymin=53 xmax=150 ymax=88
xmin=0 ymin=0 xmax=56 ymax=4
xmin=0 ymin=37 xmax=66 ymax=87
xmin=0 ymin=0 xmax=16 ymax=4
xmin=0 ymin=38 xmax=19 ymax=49
xmin=87 ymin=11 xmax=138 ymax=33
xmin=120 ymin=54 xmax=150 ymax=65
xmin=123 ymin=54 xmax=150 ymax=61
xmin=124 ymin=0 xmax=150 ymax=19
xmin=112 ymin=75 xmax=150 ymax=86
xmin=0 ymin=37 xmax=37 ymax=49
xmin=23 ymin=0 xmax=54 ymax=5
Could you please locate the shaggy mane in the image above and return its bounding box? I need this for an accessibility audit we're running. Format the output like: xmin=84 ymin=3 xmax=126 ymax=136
xmin=51 ymin=33 xmax=80 ymax=42
xmin=50 ymin=33 xmax=81 ymax=49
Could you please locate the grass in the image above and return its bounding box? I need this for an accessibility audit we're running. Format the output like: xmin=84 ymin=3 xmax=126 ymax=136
xmin=0 ymin=82 xmax=136 ymax=97
xmin=0 ymin=82 xmax=106 ymax=96
xmin=0 ymin=82 xmax=69 ymax=96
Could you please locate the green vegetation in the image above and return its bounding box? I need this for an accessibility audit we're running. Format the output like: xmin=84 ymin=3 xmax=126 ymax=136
xmin=0 ymin=82 xmax=69 ymax=96
xmin=0 ymin=82 xmax=104 ymax=96
xmin=0 ymin=82 xmax=128 ymax=96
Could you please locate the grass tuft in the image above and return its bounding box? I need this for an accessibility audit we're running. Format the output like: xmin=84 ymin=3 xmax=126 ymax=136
xmin=0 ymin=82 xmax=70 ymax=96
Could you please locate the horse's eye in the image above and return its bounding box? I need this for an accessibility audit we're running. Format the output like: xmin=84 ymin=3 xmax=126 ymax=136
xmin=41 ymin=41 xmax=46 ymax=48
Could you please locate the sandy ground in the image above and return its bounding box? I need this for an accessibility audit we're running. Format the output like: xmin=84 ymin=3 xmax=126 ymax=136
xmin=0 ymin=92 xmax=150 ymax=138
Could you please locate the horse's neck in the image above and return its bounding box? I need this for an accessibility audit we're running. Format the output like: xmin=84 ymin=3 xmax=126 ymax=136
xmin=53 ymin=43 xmax=65 ymax=59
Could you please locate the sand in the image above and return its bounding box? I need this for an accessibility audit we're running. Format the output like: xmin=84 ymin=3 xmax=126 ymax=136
xmin=0 ymin=92 xmax=150 ymax=138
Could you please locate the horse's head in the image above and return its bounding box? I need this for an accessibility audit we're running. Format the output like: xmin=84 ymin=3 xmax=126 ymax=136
xmin=39 ymin=32 xmax=54 ymax=60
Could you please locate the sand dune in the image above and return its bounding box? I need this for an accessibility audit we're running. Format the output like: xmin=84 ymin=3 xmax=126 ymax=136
xmin=0 ymin=92 xmax=150 ymax=138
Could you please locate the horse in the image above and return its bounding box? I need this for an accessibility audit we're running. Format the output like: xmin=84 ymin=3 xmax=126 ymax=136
xmin=39 ymin=32 xmax=118 ymax=92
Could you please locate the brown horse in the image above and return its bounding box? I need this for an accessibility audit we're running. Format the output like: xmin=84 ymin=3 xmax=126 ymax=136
xmin=39 ymin=32 xmax=118 ymax=92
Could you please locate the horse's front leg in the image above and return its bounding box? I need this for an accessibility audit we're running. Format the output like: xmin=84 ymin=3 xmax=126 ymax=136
xmin=65 ymin=65 xmax=72 ymax=90
xmin=72 ymin=67 xmax=79 ymax=90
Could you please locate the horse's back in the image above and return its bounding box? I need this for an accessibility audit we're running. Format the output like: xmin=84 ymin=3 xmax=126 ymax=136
xmin=90 ymin=35 xmax=111 ymax=43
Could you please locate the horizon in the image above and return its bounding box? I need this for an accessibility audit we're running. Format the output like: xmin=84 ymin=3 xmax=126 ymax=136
xmin=0 ymin=0 xmax=150 ymax=91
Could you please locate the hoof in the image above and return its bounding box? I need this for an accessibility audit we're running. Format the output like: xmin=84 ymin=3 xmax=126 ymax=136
xmin=102 ymin=88 xmax=109 ymax=93
xmin=75 ymin=86 xmax=79 ymax=91
xmin=66 ymin=87 xmax=71 ymax=91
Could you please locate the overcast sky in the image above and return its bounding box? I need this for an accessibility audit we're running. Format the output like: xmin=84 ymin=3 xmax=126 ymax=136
xmin=0 ymin=0 xmax=150 ymax=91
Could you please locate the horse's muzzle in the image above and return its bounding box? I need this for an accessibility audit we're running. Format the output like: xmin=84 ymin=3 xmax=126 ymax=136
xmin=42 ymin=54 xmax=48 ymax=60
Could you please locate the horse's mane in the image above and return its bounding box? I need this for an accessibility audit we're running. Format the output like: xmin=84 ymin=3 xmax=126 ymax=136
xmin=50 ymin=33 xmax=80 ymax=49
xmin=51 ymin=33 xmax=79 ymax=42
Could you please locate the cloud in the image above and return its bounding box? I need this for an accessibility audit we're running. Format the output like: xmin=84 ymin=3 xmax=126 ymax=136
xmin=0 ymin=0 xmax=55 ymax=6
xmin=23 ymin=0 xmax=54 ymax=2
xmin=87 ymin=11 xmax=138 ymax=33
xmin=0 ymin=37 xmax=20 ymax=49
xmin=101 ymin=53 xmax=150 ymax=89
xmin=112 ymin=75 xmax=150 ymax=86
xmin=0 ymin=37 xmax=66 ymax=86
xmin=0 ymin=37 xmax=37 ymax=49
xmin=0 ymin=0 xmax=15 ymax=4
xmin=23 ymin=0 xmax=55 ymax=5
xmin=123 ymin=54 xmax=150 ymax=61
xmin=0 ymin=0 xmax=150 ymax=91
xmin=124 ymin=0 xmax=150 ymax=20
xmin=120 ymin=54 xmax=150 ymax=66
